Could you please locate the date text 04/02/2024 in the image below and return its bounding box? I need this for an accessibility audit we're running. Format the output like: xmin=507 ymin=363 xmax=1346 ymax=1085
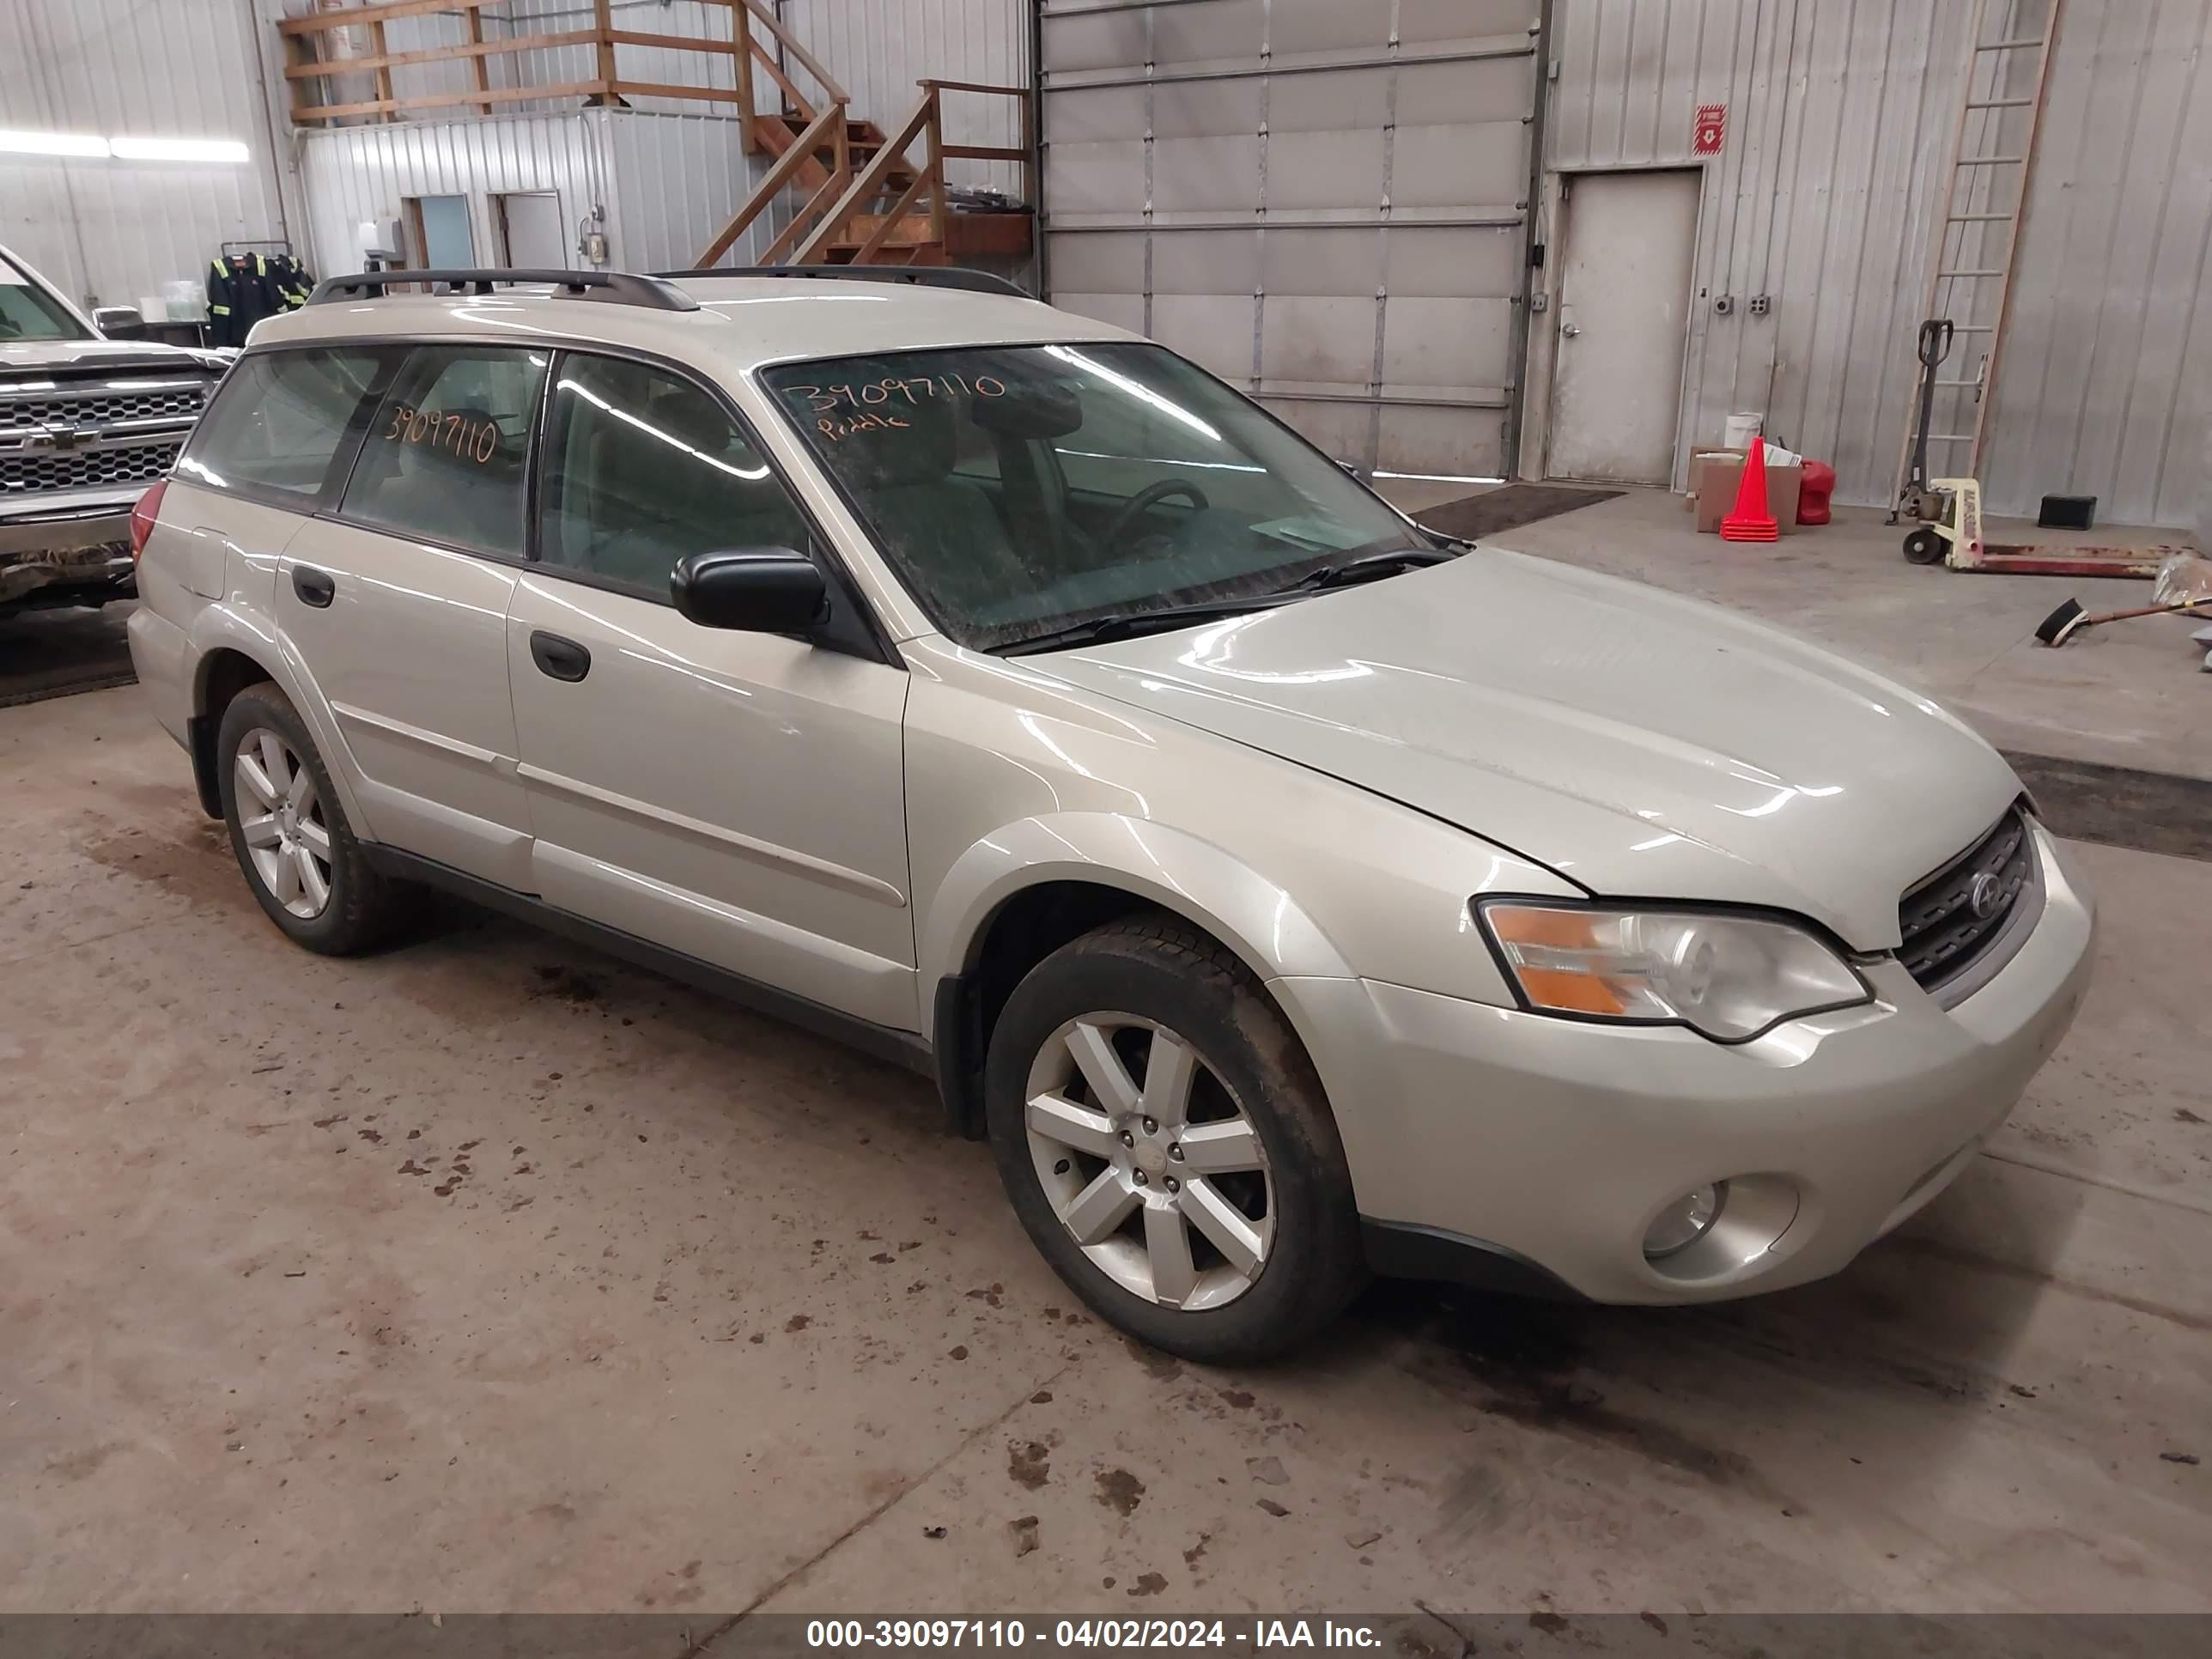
xmin=803 ymin=1620 xmax=1384 ymax=1649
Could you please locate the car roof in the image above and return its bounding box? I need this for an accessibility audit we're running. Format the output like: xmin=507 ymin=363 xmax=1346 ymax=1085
xmin=246 ymin=273 xmax=1139 ymax=376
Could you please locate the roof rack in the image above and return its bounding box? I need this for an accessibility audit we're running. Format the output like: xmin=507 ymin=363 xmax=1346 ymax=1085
xmin=658 ymin=264 xmax=1031 ymax=300
xmin=307 ymin=269 xmax=700 ymax=312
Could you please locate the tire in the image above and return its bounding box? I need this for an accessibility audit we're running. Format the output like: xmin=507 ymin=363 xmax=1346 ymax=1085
xmin=985 ymin=914 xmax=1366 ymax=1363
xmin=216 ymin=684 xmax=403 ymax=955
xmin=1902 ymin=527 xmax=1944 ymax=564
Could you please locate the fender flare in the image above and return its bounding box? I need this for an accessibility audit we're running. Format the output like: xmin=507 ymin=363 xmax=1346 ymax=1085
xmin=918 ymin=812 xmax=1358 ymax=1044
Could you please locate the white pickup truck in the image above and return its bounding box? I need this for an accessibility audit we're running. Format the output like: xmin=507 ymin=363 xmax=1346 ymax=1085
xmin=2 ymin=243 xmax=229 ymax=620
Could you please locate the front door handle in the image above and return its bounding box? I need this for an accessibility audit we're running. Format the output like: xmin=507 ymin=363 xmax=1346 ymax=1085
xmin=529 ymin=630 xmax=591 ymax=683
xmin=292 ymin=565 xmax=336 ymax=608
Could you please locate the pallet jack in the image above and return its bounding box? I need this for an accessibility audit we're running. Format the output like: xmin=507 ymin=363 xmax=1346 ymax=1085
xmin=1893 ymin=319 xmax=2180 ymax=577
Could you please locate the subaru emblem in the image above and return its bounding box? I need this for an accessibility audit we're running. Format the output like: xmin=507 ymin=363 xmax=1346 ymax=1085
xmin=1968 ymin=871 xmax=2002 ymax=921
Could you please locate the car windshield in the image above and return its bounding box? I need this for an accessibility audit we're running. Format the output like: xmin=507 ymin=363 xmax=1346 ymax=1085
xmin=0 ymin=257 xmax=92 ymax=343
xmin=763 ymin=342 xmax=1427 ymax=651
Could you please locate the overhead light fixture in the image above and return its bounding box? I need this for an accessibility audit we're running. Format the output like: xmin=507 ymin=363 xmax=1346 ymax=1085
xmin=0 ymin=130 xmax=112 ymax=158
xmin=111 ymin=136 xmax=250 ymax=164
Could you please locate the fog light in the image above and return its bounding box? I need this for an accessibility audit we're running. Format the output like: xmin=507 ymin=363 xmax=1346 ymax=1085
xmin=1644 ymin=1182 xmax=1726 ymax=1259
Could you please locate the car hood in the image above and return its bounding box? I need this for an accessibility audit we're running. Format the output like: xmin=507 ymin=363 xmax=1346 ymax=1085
xmin=0 ymin=339 xmax=226 ymax=376
xmin=1034 ymin=549 xmax=2022 ymax=949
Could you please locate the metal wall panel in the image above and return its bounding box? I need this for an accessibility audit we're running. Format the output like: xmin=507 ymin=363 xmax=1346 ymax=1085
xmin=1040 ymin=0 xmax=1541 ymax=477
xmin=298 ymin=109 xmax=610 ymax=276
xmin=603 ymin=108 xmax=788 ymax=269
xmin=1540 ymin=0 xmax=2211 ymax=527
xmin=0 ymin=0 xmax=301 ymax=308
xmin=778 ymin=0 xmax=1031 ymax=197
xmin=296 ymin=106 xmax=781 ymax=276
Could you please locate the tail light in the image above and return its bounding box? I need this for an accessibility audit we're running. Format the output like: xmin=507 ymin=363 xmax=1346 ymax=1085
xmin=129 ymin=478 xmax=168 ymax=562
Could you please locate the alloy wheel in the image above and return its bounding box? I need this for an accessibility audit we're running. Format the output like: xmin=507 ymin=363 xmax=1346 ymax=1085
xmin=1024 ymin=1012 xmax=1274 ymax=1310
xmin=234 ymin=726 xmax=334 ymax=921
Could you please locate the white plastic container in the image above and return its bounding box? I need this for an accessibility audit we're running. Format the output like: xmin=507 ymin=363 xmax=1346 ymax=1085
xmin=1723 ymin=410 xmax=1765 ymax=450
xmin=161 ymin=278 xmax=207 ymax=322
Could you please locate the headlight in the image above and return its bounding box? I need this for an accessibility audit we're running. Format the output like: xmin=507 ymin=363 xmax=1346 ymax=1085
xmin=1475 ymin=899 xmax=1871 ymax=1042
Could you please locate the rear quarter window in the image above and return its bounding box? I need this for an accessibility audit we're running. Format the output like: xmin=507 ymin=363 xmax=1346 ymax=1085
xmin=176 ymin=349 xmax=381 ymax=501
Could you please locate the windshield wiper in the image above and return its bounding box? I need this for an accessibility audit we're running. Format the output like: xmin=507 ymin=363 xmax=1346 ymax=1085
xmin=1270 ymin=544 xmax=1462 ymax=596
xmin=996 ymin=595 xmax=1288 ymax=657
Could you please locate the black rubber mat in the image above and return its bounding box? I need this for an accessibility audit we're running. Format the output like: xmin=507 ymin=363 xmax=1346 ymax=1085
xmin=1416 ymin=482 xmax=1622 ymax=542
xmin=2001 ymin=751 xmax=2212 ymax=865
xmin=0 ymin=604 xmax=137 ymax=708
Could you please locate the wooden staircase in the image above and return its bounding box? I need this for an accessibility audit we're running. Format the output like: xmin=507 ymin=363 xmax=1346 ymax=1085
xmin=743 ymin=109 xmax=943 ymax=265
xmin=694 ymin=3 xmax=1033 ymax=271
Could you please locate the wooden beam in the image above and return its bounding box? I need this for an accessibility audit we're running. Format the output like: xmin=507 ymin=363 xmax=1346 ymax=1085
xmin=732 ymin=1 xmax=755 ymax=149
xmin=919 ymin=78 xmax=1029 ymax=98
xmin=607 ymin=82 xmax=745 ymax=107
xmin=293 ymin=80 xmax=608 ymax=124
xmin=592 ymin=0 xmax=618 ymax=94
xmin=940 ymin=143 xmax=1029 ymax=161
xmin=609 ymin=31 xmax=738 ymax=56
xmin=370 ymin=22 xmax=398 ymax=124
xmin=465 ymin=7 xmax=493 ymax=115
xmin=280 ymin=0 xmax=509 ymax=37
xmin=281 ymin=30 xmax=599 ymax=81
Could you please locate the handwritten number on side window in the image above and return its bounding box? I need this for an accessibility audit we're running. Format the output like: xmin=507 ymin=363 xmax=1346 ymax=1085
xmin=378 ymin=403 xmax=500 ymax=466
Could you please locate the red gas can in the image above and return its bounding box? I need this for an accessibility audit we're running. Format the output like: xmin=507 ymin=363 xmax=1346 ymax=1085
xmin=1798 ymin=459 xmax=1836 ymax=526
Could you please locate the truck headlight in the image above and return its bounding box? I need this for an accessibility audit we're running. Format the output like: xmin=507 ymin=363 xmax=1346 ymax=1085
xmin=1475 ymin=900 xmax=1871 ymax=1042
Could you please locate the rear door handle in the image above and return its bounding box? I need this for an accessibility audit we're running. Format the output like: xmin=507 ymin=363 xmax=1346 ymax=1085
xmin=292 ymin=565 xmax=336 ymax=608
xmin=529 ymin=630 xmax=591 ymax=683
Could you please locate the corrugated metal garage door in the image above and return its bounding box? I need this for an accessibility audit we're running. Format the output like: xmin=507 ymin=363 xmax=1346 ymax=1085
xmin=1038 ymin=0 xmax=1540 ymax=478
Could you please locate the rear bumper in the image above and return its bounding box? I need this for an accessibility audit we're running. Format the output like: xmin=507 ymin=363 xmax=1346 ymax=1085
xmin=1300 ymin=819 xmax=2095 ymax=1304
xmin=0 ymin=501 xmax=137 ymax=605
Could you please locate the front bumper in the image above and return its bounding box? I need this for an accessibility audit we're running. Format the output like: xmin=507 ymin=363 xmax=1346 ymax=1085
xmin=1289 ymin=819 xmax=2095 ymax=1304
xmin=0 ymin=497 xmax=137 ymax=606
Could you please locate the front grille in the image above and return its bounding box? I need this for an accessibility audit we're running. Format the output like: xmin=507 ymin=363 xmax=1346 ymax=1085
xmin=1 ymin=441 xmax=181 ymax=494
xmin=1898 ymin=805 xmax=2034 ymax=994
xmin=1 ymin=383 xmax=210 ymax=429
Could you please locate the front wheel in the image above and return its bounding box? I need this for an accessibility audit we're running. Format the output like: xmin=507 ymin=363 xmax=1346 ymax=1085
xmin=984 ymin=915 xmax=1365 ymax=1362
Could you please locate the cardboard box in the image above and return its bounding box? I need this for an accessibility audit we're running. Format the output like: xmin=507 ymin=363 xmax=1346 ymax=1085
xmin=1689 ymin=448 xmax=1802 ymax=534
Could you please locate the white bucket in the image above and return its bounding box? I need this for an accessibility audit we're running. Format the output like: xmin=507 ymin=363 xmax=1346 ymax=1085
xmin=1723 ymin=410 xmax=1765 ymax=450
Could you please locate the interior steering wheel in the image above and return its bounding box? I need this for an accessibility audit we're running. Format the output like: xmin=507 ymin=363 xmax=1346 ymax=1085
xmin=1101 ymin=478 xmax=1211 ymax=552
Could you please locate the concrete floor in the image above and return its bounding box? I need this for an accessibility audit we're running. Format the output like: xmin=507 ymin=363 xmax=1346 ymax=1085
xmin=3 ymin=688 xmax=2207 ymax=1618
xmin=1392 ymin=487 xmax=2209 ymax=784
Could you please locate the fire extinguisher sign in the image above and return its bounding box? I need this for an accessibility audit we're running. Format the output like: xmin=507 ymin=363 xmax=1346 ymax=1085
xmin=1693 ymin=103 xmax=1727 ymax=155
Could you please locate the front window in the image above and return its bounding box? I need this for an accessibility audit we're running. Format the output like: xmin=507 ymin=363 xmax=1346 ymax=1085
xmin=0 ymin=255 xmax=92 ymax=343
xmin=763 ymin=343 xmax=1425 ymax=651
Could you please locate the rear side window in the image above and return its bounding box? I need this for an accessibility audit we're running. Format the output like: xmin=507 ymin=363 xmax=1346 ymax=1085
xmin=177 ymin=349 xmax=380 ymax=500
xmin=537 ymin=352 xmax=811 ymax=598
xmin=340 ymin=345 xmax=547 ymax=558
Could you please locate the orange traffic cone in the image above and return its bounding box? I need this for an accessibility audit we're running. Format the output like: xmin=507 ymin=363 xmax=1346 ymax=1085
xmin=1720 ymin=435 xmax=1779 ymax=543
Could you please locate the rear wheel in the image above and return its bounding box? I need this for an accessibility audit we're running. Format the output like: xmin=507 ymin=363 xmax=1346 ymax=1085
xmin=1902 ymin=527 xmax=1944 ymax=564
xmin=985 ymin=915 xmax=1365 ymax=1362
xmin=216 ymin=684 xmax=403 ymax=955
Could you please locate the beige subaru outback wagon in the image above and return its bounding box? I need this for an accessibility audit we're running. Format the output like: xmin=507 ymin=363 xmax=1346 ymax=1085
xmin=126 ymin=267 xmax=2093 ymax=1359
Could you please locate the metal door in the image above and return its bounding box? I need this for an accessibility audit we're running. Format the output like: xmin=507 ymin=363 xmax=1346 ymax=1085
xmin=1039 ymin=0 xmax=1541 ymax=481
xmin=1547 ymin=169 xmax=1701 ymax=487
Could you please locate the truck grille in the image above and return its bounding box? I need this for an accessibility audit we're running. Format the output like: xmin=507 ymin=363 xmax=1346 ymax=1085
xmin=2 ymin=382 xmax=210 ymax=429
xmin=1897 ymin=805 xmax=2034 ymax=995
xmin=0 ymin=368 xmax=213 ymax=498
xmin=2 ymin=443 xmax=181 ymax=494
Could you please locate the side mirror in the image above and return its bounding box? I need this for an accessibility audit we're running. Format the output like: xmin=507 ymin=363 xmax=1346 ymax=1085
xmin=93 ymin=305 xmax=146 ymax=337
xmin=671 ymin=548 xmax=829 ymax=634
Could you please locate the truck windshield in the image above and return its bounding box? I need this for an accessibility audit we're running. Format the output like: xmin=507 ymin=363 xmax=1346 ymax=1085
xmin=763 ymin=342 xmax=1426 ymax=652
xmin=0 ymin=256 xmax=93 ymax=343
